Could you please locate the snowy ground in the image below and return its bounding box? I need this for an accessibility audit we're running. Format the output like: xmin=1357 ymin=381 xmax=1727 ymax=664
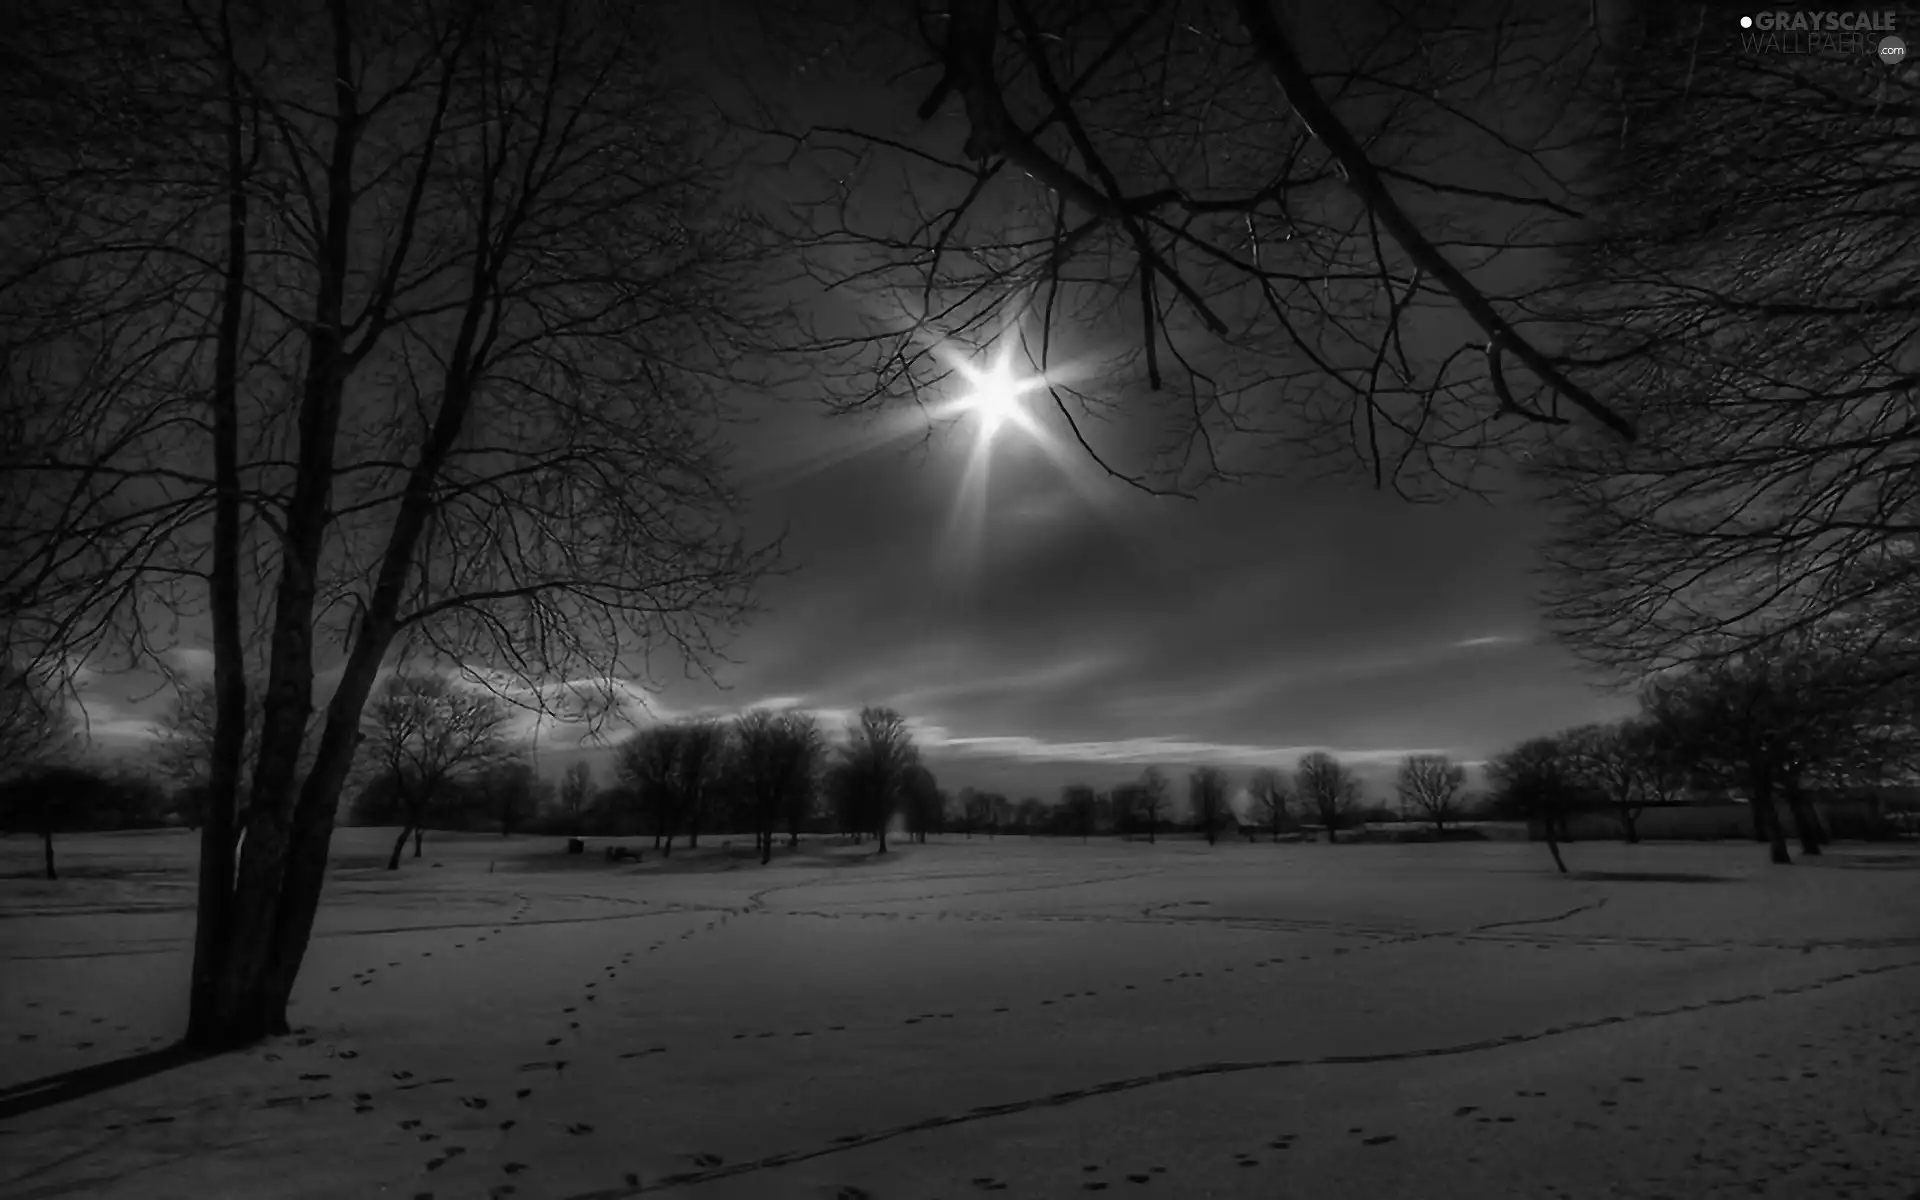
xmin=3 ymin=828 xmax=1918 ymax=1199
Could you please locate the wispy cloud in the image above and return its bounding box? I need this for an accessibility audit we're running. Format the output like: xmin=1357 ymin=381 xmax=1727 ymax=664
xmin=1451 ymin=634 xmax=1526 ymax=649
xmin=932 ymin=733 xmax=1451 ymax=768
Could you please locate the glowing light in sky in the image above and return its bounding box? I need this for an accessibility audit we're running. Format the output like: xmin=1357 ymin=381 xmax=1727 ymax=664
xmin=950 ymin=340 xmax=1046 ymax=445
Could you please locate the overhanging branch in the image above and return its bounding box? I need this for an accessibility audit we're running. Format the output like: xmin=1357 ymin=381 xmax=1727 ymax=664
xmin=1234 ymin=0 xmax=1636 ymax=443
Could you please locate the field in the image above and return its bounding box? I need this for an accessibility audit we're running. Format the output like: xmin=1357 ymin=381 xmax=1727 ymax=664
xmin=3 ymin=829 xmax=1919 ymax=1199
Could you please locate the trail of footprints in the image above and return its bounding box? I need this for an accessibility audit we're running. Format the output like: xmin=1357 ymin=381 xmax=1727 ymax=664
xmin=321 ymin=895 xmax=537 ymax=998
xmin=252 ymin=902 xmax=747 ymax=1188
xmin=11 ymin=998 xmax=150 ymax=1053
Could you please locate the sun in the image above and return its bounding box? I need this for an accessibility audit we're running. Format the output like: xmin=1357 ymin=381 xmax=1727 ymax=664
xmin=951 ymin=342 xmax=1043 ymax=443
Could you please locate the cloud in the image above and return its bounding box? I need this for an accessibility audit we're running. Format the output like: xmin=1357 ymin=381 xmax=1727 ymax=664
xmin=932 ymin=733 xmax=1452 ymax=769
xmin=1451 ymin=634 xmax=1526 ymax=649
xmin=162 ymin=647 xmax=217 ymax=677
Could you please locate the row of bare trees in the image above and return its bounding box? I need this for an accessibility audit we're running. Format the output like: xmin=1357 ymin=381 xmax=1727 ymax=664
xmin=609 ymin=704 xmax=932 ymax=859
xmin=982 ymin=751 xmax=1469 ymax=846
xmin=1486 ymin=628 xmax=1920 ymax=871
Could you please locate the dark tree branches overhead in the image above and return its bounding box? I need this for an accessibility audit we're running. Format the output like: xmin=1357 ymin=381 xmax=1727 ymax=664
xmin=740 ymin=0 xmax=1635 ymax=496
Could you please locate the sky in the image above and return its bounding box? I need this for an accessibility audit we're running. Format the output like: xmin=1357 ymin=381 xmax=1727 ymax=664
xmin=53 ymin=0 xmax=1640 ymax=810
xmin=72 ymin=389 xmax=1634 ymax=805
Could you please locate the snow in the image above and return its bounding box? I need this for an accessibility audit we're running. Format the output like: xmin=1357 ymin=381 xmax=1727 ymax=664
xmin=3 ymin=830 xmax=1918 ymax=1198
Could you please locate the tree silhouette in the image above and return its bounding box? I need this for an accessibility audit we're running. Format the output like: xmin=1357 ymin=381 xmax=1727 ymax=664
xmin=558 ymin=762 xmax=595 ymax=837
xmin=1395 ymin=754 xmax=1465 ymax=836
xmin=1484 ymin=737 xmax=1587 ymax=874
xmin=616 ymin=725 xmax=697 ymax=856
xmin=1294 ymin=752 xmax=1359 ymax=844
xmin=735 ymin=709 xmax=825 ymax=861
xmin=1187 ymin=767 xmax=1228 ymax=845
xmin=1246 ymin=768 xmax=1288 ymax=842
xmin=1135 ymin=767 xmax=1170 ymax=843
xmin=363 ymin=671 xmax=510 ymax=870
xmin=838 ymin=706 xmax=919 ymax=853
xmin=2 ymin=0 xmax=777 ymax=1049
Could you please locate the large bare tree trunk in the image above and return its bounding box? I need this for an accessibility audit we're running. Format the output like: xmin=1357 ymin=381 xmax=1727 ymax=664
xmin=185 ymin=0 xmax=254 ymax=1052
xmin=386 ymin=825 xmax=412 ymax=871
xmin=1751 ymin=774 xmax=1792 ymax=865
xmin=1783 ymin=777 xmax=1823 ymax=856
xmin=1543 ymin=829 xmax=1567 ymax=874
xmin=183 ymin=0 xmax=368 ymax=1052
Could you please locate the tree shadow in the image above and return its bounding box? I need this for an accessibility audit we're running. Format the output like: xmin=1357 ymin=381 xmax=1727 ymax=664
xmin=0 ymin=1042 xmax=214 ymax=1121
xmin=1806 ymin=852 xmax=1920 ymax=870
xmin=1570 ymin=870 xmax=1731 ymax=884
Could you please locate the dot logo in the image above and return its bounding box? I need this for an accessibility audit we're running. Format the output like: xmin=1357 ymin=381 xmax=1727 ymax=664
xmin=1882 ymin=34 xmax=1908 ymax=62
xmin=1740 ymin=15 xmax=1753 ymax=26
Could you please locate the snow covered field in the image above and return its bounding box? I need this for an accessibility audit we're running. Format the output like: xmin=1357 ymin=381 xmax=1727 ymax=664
xmin=3 ymin=830 xmax=1918 ymax=1199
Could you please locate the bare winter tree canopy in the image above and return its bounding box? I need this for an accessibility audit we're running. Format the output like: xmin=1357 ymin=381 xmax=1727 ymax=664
xmin=1394 ymin=752 xmax=1464 ymax=834
xmin=0 ymin=660 xmax=78 ymax=778
xmin=0 ymin=0 xmax=780 ymax=1047
xmin=1294 ymin=750 xmax=1358 ymax=843
xmin=363 ymin=669 xmax=509 ymax=868
xmin=1534 ymin=5 xmax=1920 ymax=673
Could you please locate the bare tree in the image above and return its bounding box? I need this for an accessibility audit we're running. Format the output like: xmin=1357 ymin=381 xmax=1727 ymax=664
xmin=677 ymin=720 xmax=726 ymax=851
xmin=778 ymin=711 xmax=824 ymax=849
xmin=1618 ymin=704 xmax=1691 ymax=819
xmin=1560 ymin=724 xmax=1650 ymax=844
xmin=1294 ymin=752 xmax=1359 ymax=844
xmin=1060 ymin=782 xmax=1097 ymax=842
xmin=364 ymin=671 xmax=510 ymax=870
xmin=1187 ymin=767 xmax=1228 ymax=845
xmin=735 ymin=708 xmax=825 ymax=860
xmin=617 ymin=725 xmax=691 ymax=856
xmin=1246 ymin=767 xmax=1288 ymax=842
xmin=840 ymin=706 xmax=920 ymax=853
xmin=1 ymin=0 xmax=777 ymax=1048
xmin=1014 ymin=796 xmax=1048 ymax=833
xmin=988 ymin=792 xmax=1013 ymax=835
xmin=558 ymin=762 xmax=594 ymax=837
xmin=1107 ymin=782 xmax=1140 ymax=840
xmin=0 ymin=765 xmax=116 ymax=880
xmin=1483 ymin=736 xmax=1586 ymax=874
xmin=469 ymin=759 xmax=541 ymax=837
xmin=1395 ymin=753 xmax=1465 ymax=837
xmin=903 ymin=763 xmax=943 ymax=843
xmin=1136 ymin=767 xmax=1170 ymax=844
xmin=1648 ymin=637 xmax=1895 ymax=864
xmin=733 ymin=709 xmax=786 ymax=860
xmin=0 ymin=661 xmax=77 ymax=782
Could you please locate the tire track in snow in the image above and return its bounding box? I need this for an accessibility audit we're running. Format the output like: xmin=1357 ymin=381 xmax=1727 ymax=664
xmin=557 ymin=955 xmax=1920 ymax=1197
